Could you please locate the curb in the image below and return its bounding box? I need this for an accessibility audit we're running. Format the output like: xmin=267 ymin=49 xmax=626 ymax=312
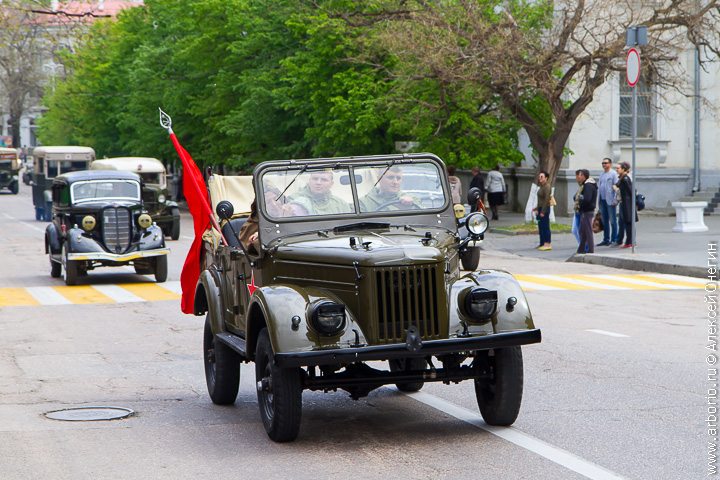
xmin=566 ymin=253 xmax=706 ymax=279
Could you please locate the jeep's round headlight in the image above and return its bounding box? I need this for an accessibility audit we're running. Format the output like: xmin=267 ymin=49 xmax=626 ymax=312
xmin=466 ymin=212 xmax=489 ymax=235
xmin=138 ymin=214 xmax=153 ymax=229
xmin=81 ymin=215 xmax=96 ymax=231
xmin=310 ymin=302 xmax=346 ymax=336
xmin=463 ymin=287 xmax=498 ymax=322
xmin=158 ymin=194 xmax=166 ymax=203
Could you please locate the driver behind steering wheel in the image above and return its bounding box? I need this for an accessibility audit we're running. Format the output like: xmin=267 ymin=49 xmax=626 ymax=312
xmin=359 ymin=166 xmax=420 ymax=212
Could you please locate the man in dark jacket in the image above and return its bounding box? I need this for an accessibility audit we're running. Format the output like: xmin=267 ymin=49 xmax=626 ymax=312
xmin=575 ymin=169 xmax=597 ymax=254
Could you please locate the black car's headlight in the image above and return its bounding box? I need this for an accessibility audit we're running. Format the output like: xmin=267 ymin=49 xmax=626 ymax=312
xmin=81 ymin=215 xmax=96 ymax=231
xmin=310 ymin=301 xmax=346 ymax=336
xmin=138 ymin=213 xmax=152 ymax=229
xmin=463 ymin=287 xmax=498 ymax=322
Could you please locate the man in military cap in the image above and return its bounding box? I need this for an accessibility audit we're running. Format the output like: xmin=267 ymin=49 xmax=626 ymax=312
xmin=360 ymin=166 xmax=417 ymax=212
xmin=289 ymin=170 xmax=350 ymax=215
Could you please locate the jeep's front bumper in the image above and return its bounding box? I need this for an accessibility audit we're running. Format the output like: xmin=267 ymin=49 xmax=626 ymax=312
xmin=274 ymin=329 xmax=541 ymax=368
xmin=67 ymin=248 xmax=170 ymax=262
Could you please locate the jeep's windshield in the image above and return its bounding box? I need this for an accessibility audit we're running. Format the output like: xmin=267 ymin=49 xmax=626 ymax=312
xmin=259 ymin=161 xmax=447 ymax=220
xmin=71 ymin=180 xmax=141 ymax=204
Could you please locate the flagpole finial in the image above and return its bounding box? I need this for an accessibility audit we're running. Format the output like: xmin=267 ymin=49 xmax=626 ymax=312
xmin=159 ymin=108 xmax=173 ymax=134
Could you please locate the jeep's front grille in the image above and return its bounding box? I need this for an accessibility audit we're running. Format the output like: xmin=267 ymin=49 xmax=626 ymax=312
xmin=375 ymin=265 xmax=440 ymax=343
xmin=102 ymin=207 xmax=131 ymax=253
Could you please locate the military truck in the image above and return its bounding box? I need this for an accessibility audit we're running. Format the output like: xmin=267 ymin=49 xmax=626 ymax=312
xmin=91 ymin=157 xmax=181 ymax=240
xmin=194 ymin=153 xmax=541 ymax=442
xmin=32 ymin=146 xmax=95 ymax=221
xmin=0 ymin=147 xmax=20 ymax=194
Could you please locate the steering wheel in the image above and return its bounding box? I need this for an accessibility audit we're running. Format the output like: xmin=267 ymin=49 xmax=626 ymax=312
xmin=375 ymin=198 xmax=420 ymax=212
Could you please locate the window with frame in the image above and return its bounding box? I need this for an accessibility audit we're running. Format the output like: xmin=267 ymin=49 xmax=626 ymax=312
xmin=619 ymin=75 xmax=654 ymax=139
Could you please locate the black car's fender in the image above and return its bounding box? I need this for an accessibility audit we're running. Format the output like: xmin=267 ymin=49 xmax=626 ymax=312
xmin=246 ymin=285 xmax=366 ymax=358
xmin=448 ymin=270 xmax=534 ymax=336
xmin=66 ymin=227 xmax=107 ymax=254
xmin=45 ymin=223 xmax=61 ymax=254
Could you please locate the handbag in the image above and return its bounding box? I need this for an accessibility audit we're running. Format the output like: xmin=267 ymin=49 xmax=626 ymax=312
xmin=592 ymin=212 xmax=604 ymax=233
xmin=549 ymin=194 xmax=557 ymax=207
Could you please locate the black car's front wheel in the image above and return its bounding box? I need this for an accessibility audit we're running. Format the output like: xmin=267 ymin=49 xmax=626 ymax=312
xmin=474 ymin=347 xmax=524 ymax=426
xmin=389 ymin=358 xmax=427 ymax=392
xmin=50 ymin=255 xmax=61 ymax=278
xmin=170 ymin=207 xmax=180 ymax=240
xmin=203 ymin=315 xmax=240 ymax=405
xmin=61 ymin=244 xmax=78 ymax=286
xmin=255 ymin=328 xmax=302 ymax=442
xmin=10 ymin=181 xmax=18 ymax=194
xmin=154 ymin=255 xmax=168 ymax=283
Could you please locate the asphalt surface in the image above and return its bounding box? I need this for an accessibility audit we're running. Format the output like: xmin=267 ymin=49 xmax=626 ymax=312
xmin=0 ymin=184 xmax=711 ymax=480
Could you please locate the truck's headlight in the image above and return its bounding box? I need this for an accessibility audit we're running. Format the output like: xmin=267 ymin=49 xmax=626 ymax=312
xmin=158 ymin=194 xmax=166 ymax=203
xmin=138 ymin=214 xmax=152 ymax=229
xmin=466 ymin=212 xmax=489 ymax=235
xmin=310 ymin=302 xmax=346 ymax=336
xmin=463 ymin=287 xmax=498 ymax=322
xmin=81 ymin=215 xmax=96 ymax=231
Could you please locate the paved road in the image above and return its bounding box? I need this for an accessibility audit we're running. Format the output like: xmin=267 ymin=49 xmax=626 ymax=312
xmin=0 ymin=185 xmax=708 ymax=479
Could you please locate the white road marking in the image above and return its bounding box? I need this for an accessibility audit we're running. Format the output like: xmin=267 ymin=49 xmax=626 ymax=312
xmin=586 ymin=329 xmax=629 ymax=338
xmin=3 ymin=212 xmax=47 ymax=233
xmin=591 ymin=274 xmax=689 ymax=290
xmin=402 ymin=389 xmax=627 ymax=480
xmin=91 ymin=285 xmax=145 ymax=303
xmin=516 ymin=280 xmax=563 ymax=291
xmin=532 ymin=274 xmax=626 ymax=290
xmin=25 ymin=287 xmax=72 ymax=305
xmin=645 ymin=273 xmax=707 ymax=285
xmin=158 ymin=281 xmax=182 ymax=294
xmin=2 ymin=213 xmax=13 ymax=219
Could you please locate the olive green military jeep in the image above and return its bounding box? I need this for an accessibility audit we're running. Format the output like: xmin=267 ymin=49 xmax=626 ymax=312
xmin=0 ymin=147 xmax=20 ymax=194
xmin=195 ymin=154 xmax=541 ymax=442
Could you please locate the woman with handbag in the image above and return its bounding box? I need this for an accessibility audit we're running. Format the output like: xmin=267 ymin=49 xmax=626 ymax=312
xmin=616 ymin=162 xmax=636 ymax=248
xmin=484 ymin=165 xmax=506 ymax=220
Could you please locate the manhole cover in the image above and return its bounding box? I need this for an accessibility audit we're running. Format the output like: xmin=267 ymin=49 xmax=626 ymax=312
xmin=44 ymin=406 xmax=134 ymax=422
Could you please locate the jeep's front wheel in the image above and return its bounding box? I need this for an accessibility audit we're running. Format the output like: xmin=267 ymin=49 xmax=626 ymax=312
xmin=255 ymin=328 xmax=302 ymax=442
xmin=154 ymin=255 xmax=168 ymax=283
xmin=203 ymin=315 xmax=240 ymax=405
xmin=474 ymin=347 xmax=524 ymax=426
xmin=389 ymin=357 xmax=426 ymax=392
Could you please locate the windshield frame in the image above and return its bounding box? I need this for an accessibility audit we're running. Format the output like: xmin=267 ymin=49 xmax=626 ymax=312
xmin=70 ymin=179 xmax=141 ymax=204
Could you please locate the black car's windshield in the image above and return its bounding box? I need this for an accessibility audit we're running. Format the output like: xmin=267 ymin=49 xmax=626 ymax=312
xmin=71 ymin=180 xmax=141 ymax=203
xmin=259 ymin=161 xmax=447 ymax=220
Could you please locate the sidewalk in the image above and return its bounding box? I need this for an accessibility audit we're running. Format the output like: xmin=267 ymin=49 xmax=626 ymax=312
xmin=482 ymin=209 xmax=718 ymax=278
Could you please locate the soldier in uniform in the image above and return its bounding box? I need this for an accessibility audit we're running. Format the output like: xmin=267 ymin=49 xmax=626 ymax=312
xmin=289 ymin=170 xmax=350 ymax=215
xmin=360 ymin=166 xmax=418 ymax=212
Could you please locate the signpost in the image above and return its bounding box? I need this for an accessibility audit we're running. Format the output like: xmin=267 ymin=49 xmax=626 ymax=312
xmin=625 ymin=26 xmax=647 ymax=254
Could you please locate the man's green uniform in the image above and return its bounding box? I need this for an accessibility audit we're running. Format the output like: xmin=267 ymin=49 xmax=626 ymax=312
xmin=359 ymin=188 xmax=421 ymax=212
xmin=289 ymin=185 xmax=350 ymax=215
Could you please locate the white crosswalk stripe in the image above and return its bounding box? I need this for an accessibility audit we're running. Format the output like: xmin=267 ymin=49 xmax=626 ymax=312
xmin=25 ymin=287 xmax=73 ymax=305
xmin=91 ymin=285 xmax=145 ymax=303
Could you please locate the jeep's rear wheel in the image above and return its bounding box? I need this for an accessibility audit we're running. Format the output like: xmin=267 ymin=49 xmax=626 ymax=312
xmin=154 ymin=255 xmax=168 ymax=283
xmin=62 ymin=244 xmax=78 ymax=286
xmin=389 ymin=357 xmax=426 ymax=392
xmin=203 ymin=315 xmax=240 ymax=405
xmin=460 ymin=246 xmax=481 ymax=271
xmin=170 ymin=208 xmax=180 ymax=240
xmin=255 ymin=328 xmax=302 ymax=442
xmin=474 ymin=347 xmax=523 ymax=426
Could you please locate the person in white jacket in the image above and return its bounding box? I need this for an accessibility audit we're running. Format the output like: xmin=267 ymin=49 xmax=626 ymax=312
xmin=484 ymin=165 xmax=506 ymax=220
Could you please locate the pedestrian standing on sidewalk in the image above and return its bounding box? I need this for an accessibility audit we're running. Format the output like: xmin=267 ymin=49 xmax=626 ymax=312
xmin=447 ymin=165 xmax=462 ymax=204
xmin=597 ymin=157 xmax=618 ymax=246
xmin=484 ymin=165 xmax=506 ymax=220
xmin=532 ymin=170 xmax=552 ymax=251
xmin=616 ymin=162 xmax=636 ymax=248
xmin=575 ymin=169 xmax=597 ymax=254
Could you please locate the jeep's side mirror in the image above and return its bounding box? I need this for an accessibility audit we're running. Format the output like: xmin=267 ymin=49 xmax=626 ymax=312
xmin=340 ymin=174 xmax=363 ymax=185
xmin=216 ymin=200 xmax=234 ymax=221
xmin=467 ymin=187 xmax=482 ymax=205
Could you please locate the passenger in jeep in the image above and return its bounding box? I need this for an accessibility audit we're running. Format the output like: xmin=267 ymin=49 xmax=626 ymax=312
xmin=288 ymin=171 xmax=350 ymax=215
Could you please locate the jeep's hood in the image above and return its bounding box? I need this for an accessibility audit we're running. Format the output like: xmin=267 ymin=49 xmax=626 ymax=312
xmin=272 ymin=231 xmax=454 ymax=266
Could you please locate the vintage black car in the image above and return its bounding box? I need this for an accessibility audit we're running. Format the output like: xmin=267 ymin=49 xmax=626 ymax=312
xmin=45 ymin=170 xmax=170 ymax=286
xmin=32 ymin=146 xmax=95 ymax=221
xmin=91 ymin=157 xmax=181 ymax=240
xmin=195 ymin=153 xmax=541 ymax=442
xmin=0 ymin=147 xmax=20 ymax=194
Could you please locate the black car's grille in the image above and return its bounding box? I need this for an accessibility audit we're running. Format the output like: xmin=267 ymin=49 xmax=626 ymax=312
xmin=102 ymin=207 xmax=132 ymax=253
xmin=375 ymin=265 xmax=440 ymax=343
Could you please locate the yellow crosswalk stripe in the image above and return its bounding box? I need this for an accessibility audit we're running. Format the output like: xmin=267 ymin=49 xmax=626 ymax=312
xmin=0 ymin=288 xmax=40 ymax=307
xmin=51 ymin=286 xmax=115 ymax=305
xmin=119 ymin=283 xmax=181 ymax=302
xmin=612 ymin=274 xmax=705 ymax=289
xmin=563 ymin=274 xmax=665 ymax=290
xmin=513 ymin=275 xmax=594 ymax=290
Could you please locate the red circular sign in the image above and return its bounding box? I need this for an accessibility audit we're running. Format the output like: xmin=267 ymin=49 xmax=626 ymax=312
xmin=626 ymin=48 xmax=641 ymax=87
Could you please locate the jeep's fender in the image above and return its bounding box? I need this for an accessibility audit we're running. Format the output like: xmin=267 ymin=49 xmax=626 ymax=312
xmin=448 ymin=270 xmax=534 ymax=336
xmin=194 ymin=268 xmax=224 ymax=334
xmin=45 ymin=223 xmax=61 ymax=254
xmin=246 ymin=285 xmax=366 ymax=358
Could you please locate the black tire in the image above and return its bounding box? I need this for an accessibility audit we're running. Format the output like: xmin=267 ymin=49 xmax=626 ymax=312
xmin=255 ymin=328 xmax=302 ymax=442
xmin=203 ymin=314 xmax=240 ymax=405
xmin=389 ymin=357 xmax=427 ymax=392
xmin=43 ymin=202 xmax=52 ymax=222
xmin=475 ymin=347 xmax=524 ymax=426
xmin=62 ymin=244 xmax=78 ymax=286
xmin=170 ymin=208 xmax=180 ymax=240
xmin=154 ymin=255 xmax=168 ymax=283
xmin=10 ymin=181 xmax=18 ymax=194
xmin=50 ymin=255 xmax=61 ymax=278
xmin=460 ymin=246 xmax=481 ymax=271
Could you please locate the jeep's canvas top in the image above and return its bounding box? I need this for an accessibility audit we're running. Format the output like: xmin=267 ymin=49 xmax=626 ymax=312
xmin=91 ymin=157 xmax=166 ymax=174
xmin=33 ymin=146 xmax=95 ymax=161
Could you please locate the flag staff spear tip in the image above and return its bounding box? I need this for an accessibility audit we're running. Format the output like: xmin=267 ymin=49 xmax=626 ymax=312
xmin=159 ymin=107 xmax=173 ymax=134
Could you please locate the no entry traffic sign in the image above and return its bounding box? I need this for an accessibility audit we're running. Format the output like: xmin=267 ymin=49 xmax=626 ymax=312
xmin=626 ymin=48 xmax=641 ymax=87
